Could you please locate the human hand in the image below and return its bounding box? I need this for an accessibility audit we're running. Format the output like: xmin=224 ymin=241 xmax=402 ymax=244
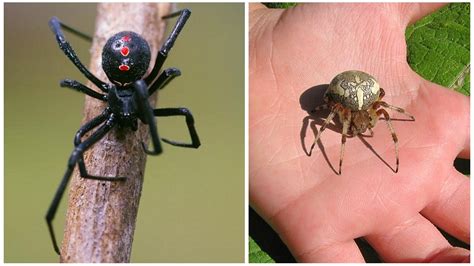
xmin=249 ymin=3 xmax=469 ymax=262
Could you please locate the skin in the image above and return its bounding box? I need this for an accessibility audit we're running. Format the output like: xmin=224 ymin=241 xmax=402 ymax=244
xmin=250 ymin=3 xmax=469 ymax=263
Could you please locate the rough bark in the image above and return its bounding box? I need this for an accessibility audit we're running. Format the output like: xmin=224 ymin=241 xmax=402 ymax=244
xmin=60 ymin=3 xmax=172 ymax=262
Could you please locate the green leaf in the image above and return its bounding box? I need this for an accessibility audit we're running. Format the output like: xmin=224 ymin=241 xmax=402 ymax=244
xmin=249 ymin=237 xmax=275 ymax=263
xmin=406 ymin=3 xmax=470 ymax=96
xmin=263 ymin=3 xmax=297 ymax=9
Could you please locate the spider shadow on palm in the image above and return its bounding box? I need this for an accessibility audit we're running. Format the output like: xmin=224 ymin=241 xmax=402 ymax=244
xmin=299 ymin=84 xmax=396 ymax=175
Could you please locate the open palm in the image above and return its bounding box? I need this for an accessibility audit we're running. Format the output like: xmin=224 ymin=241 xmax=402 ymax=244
xmin=250 ymin=3 xmax=469 ymax=262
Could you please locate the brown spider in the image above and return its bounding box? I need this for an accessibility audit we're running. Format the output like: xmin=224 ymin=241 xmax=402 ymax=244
xmin=310 ymin=70 xmax=415 ymax=174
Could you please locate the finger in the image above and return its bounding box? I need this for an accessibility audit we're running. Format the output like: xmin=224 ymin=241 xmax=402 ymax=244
xmin=365 ymin=213 xmax=452 ymax=262
xmin=458 ymin=140 xmax=469 ymax=159
xmin=249 ymin=3 xmax=282 ymax=31
xmin=418 ymin=80 xmax=470 ymax=159
xmin=458 ymin=110 xmax=470 ymax=158
xmin=398 ymin=3 xmax=446 ymax=26
xmin=296 ymin=240 xmax=365 ymax=262
xmin=249 ymin=3 xmax=266 ymax=12
xmin=428 ymin=247 xmax=470 ymax=263
xmin=269 ymin=176 xmax=399 ymax=263
xmin=421 ymin=169 xmax=470 ymax=243
xmin=453 ymin=87 xmax=470 ymax=159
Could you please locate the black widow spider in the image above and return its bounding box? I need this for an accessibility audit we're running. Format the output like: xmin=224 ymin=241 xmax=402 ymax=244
xmin=45 ymin=9 xmax=201 ymax=255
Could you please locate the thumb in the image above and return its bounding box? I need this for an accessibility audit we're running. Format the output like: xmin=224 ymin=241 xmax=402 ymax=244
xmin=398 ymin=3 xmax=446 ymax=26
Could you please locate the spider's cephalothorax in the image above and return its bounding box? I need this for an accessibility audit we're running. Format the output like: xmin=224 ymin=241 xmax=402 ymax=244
xmin=311 ymin=70 xmax=415 ymax=175
xmin=46 ymin=9 xmax=201 ymax=255
xmin=102 ymin=31 xmax=151 ymax=85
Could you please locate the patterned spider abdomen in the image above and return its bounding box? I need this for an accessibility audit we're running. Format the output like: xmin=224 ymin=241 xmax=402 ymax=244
xmin=325 ymin=70 xmax=380 ymax=111
xmin=102 ymin=31 xmax=151 ymax=85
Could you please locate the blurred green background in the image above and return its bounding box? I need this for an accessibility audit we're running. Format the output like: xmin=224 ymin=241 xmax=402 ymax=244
xmin=5 ymin=3 xmax=244 ymax=262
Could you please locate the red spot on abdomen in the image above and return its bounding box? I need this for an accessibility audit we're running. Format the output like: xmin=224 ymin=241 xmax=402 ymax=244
xmin=121 ymin=47 xmax=130 ymax=56
xmin=119 ymin=64 xmax=130 ymax=71
xmin=122 ymin=35 xmax=131 ymax=42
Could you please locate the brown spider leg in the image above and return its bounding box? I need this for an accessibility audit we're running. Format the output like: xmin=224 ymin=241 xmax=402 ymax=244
xmin=377 ymin=88 xmax=414 ymax=120
xmin=310 ymin=103 xmax=329 ymax=113
xmin=376 ymin=109 xmax=399 ymax=173
xmin=338 ymin=110 xmax=351 ymax=175
xmin=310 ymin=103 xmax=343 ymax=154
xmin=377 ymin=101 xmax=415 ymax=121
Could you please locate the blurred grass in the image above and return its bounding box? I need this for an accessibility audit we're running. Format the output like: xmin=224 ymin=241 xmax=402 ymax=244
xmin=5 ymin=3 xmax=244 ymax=262
xmin=249 ymin=3 xmax=470 ymax=263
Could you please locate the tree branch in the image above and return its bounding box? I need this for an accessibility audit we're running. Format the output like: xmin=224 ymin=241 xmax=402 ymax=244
xmin=60 ymin=3 xmax=172 ymax=262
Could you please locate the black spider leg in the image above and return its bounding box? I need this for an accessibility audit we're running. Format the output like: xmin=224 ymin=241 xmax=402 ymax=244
xmin=133 ymin=80 xmax=163 ymax=155
xmin=154 ymin=108 xmax=201 ymax=148
xmin=56 ymin=20 xmax=93 ymax=42
xmin=73 ymin=109 xmax=109 ymax=181
xmin=144 ymin=9 xmax=191 ymax=85
xmin=74 ymin=109 xmax=127 ymax=181
xmin=60 ymin=81 xmax=118 ymax=179
xmin=46 ymin=114 xmax=117 ymax=255
xmin=49 ymin=17 xmax=108 ymax=93
xmin=148 ymin=68 xmax=181 ymax=96
xmin=60 ymin=79 xmax=107 ymax=101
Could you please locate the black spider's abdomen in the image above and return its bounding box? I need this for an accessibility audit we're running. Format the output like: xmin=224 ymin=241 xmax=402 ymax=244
xmin=102 ymin=31 xmax=151 ymax=85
